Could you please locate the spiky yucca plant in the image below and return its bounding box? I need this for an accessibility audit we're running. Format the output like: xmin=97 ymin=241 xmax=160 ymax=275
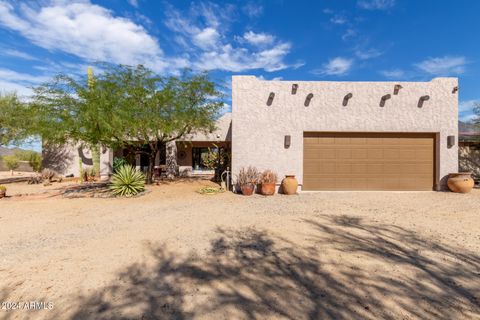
xmin=110 ymin=165 xmax=146 ymax=197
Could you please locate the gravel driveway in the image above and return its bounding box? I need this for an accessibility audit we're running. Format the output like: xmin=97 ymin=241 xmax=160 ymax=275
xmin=1 ymin=181 xmax=479 ymax=320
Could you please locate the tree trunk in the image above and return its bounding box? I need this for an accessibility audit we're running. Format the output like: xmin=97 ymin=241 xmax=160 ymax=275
xmin=146 ymin=145 xmax=158 ymax=184
xmin=166 ymin=141 xmax=177 ymax=179
xmin=91 ymin=144 xmax=101 ymax=179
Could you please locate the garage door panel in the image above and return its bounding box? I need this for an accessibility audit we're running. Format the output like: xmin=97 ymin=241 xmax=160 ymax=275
xmin=303 ymin=133 xmax=435 ymax=191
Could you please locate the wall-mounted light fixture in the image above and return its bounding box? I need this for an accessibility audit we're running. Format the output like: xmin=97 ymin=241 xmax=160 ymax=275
xmin=304 ymin=93 xmax=314 ymax=107
xmin=284 ymin=135 xmax=291 ymax=149
xmin=343 ymin=93 xmax=353 ymax=106
xmin=447 ymin=135 xmax=455 ymax=148
xmin=417 ymin=95 xmax=430 ymax=108
xmin=380 ymin=94 xmax=391 ymax=107
xmin=394 ymin=84 xmax=403 ymax=95
xmin=267 ymin=92 xmax=275 ymax=106
xmin=291 ymin=84 xmax=298 ymax=95
xmin=452 ymin=86 xmax=458 ymax=94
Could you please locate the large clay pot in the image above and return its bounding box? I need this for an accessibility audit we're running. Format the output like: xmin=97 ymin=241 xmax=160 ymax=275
xmin=447 ymin=172 xmax=474 ymax=193
xmin=240 ymin=184 xmax=255 ymax=196
xmin=282 ymin=175 xmax=298 ymax=195
xmin=261 ymin=183 xmax=276 ymax=196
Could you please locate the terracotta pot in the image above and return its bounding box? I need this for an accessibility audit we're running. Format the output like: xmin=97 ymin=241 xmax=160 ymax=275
xmin=261 ymin=182 xmax=276 ymax=196
xmin=240 ymin=184 xmax=255 ymax=196
xmin=282 ymin=175 xmax=298 ymax=195
xmin=447 ymin=172 xmax=474 ymax=193
xmin=0 ymin=189 xmax=5 ymax=199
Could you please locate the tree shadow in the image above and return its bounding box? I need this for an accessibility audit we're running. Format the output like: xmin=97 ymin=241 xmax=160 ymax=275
xmin=28 ymin=216 xmax=480 ymax=319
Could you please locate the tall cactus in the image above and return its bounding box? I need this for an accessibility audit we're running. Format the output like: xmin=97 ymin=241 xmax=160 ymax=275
xmin=88 ymin=67 xmax=101 ymax=179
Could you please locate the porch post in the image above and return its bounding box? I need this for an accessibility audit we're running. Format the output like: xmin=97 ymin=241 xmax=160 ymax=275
xmin=135 ymin=153 xmax=141 ymax=171
xmin=166 ymin=141 xmax=177 ymax=179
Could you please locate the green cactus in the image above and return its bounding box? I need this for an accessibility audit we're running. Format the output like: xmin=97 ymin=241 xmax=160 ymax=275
xmin=88 ymin=66 xmax=101 ymax=179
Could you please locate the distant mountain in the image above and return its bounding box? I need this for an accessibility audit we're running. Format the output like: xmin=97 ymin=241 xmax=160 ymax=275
xmin=459 ymin=121 xmax=480 ymax=134
xmin=0 ymin=146 xmax=37 ymax=157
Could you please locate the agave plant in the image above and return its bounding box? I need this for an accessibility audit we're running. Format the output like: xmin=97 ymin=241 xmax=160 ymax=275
xmin=109 ymin=165 xmax=146 ymax=197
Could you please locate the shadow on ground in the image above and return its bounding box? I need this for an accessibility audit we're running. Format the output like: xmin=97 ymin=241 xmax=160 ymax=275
xmin=4 ymin=215 xmax=480 ymax=320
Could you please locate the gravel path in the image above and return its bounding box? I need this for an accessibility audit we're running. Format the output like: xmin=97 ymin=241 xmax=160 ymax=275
xmin=0 ymin=181 xmax=479 ymax=319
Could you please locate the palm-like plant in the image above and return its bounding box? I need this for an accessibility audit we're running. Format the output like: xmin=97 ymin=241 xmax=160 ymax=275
xmin=110 ymin=165 xmax=146 ymax=197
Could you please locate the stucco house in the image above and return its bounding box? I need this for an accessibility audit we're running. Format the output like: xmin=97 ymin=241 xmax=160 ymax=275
xmin=232 ymin=76 xmax=458 ymax=191
xmin=44 ymin=76 xmax=459 ymax=191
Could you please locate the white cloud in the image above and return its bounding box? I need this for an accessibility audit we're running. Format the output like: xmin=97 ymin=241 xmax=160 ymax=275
xmin=165 ymin=4 xmax=294 ymax=72
xmin=0 ymin=1 xmax=296 ymax=74
xmin=0 ymin=68 xmax=50 ymax=97
xmin=357 ymin=0 xmax=395 ymax=10
xmin=193 ymin=27 xmax=220 ymax=49
xmin=380 ymin=69 xmax=405 ymax=78
xmin=459 ymin=100 xmax=479 ymax=122
xmin=330 ymin=15 xmax=347 ymax=25
xmin=243 ymin=31 xmax=275 ymax=46
xmin=459 ymin=100 xmax=478 ymax=113
xmin=355 ymin=48 xmax=383 ymax=60
xmin=1 ymin=48 xmax=38 ymax=60
xmin=342 ymin=29 xmax=357 ymax=41
xmin=415 ymin=56 xmax=467 ymax=76
xmin=313 ymin=57 xmax=353 ymax=76
xmin=128 ymin=0 xmax=138 ymax=8
xmin=242 ymin=2 xmax=263 ymax=18
xmin=0 ymin=1 xmax=167 ymax=71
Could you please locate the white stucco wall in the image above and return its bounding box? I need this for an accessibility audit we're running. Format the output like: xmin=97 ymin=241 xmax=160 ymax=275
xmin=42 ymin=142 xmax=113 ymax=179
xmin=232 ymin=76 xmax=458 ymax=190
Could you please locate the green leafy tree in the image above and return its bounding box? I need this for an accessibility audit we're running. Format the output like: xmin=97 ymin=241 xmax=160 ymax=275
xmin=28 ymin=152 xmax=42 ymax=172
xmin=2 ymin=154 xmax=19 ymax=175
xmin=31 ymin=64 xmax=223 ymax=183
xmin=13 ymin=150 xmax=42 ymax=172
xmin=0 ymin=93 xmax=30 ymax=146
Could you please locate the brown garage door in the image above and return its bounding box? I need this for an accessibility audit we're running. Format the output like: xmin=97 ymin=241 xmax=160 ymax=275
xmin=303 ymin=132 xmax=435 ymax=191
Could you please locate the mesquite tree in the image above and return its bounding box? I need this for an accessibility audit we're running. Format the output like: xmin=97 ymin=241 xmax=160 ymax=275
xmin=0 ymin=93 xmax=30 ymax=146
xmin=31 ymin=64 xmax=223 ymax=183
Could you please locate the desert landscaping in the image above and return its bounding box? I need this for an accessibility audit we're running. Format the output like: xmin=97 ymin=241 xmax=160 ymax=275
xmin=1 ymin=180 xmax=479 ymax=320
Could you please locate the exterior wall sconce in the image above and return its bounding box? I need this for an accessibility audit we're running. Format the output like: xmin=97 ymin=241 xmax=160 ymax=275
xmin=394 ymin=84 xmax=403 ymax=95
xmin=284 ymin=135 xmax=291 ymax=149
xmin=304 ymin=93 xmax=314 ymax=107
xmin=343 ymin=93 xmax=353 ymax=106
xmin=447 ymin=135 xmax=455 ymax=148
xmin=291 ymin=84 xmax=298 ymax=95
xmin=380 ymin=94 xmax=391 ymax=107
xmin=418 ymin=95 xmax=430 ymax=108
xmin=452 ymin=86 xmax=458 ymax=94
xmin=267 ymin=92 xmax=275 ymax=106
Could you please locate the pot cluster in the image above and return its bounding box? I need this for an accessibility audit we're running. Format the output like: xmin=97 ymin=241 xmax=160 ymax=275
xmin=236 ymin=166 xmax=298 ymax=196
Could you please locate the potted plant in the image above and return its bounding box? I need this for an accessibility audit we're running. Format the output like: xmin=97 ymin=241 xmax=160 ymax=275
xmin=447 ymin=172 xmax=475 ymax=193
xmin=260 ymin=170 xmax=278 ymax=196
xmin=237 ymin=166 xmax=259 ymax=196
xmin=281 ymin=175 xmax=298 ymax=195
xmin=0 ymin=185 xmax=6 ymax=199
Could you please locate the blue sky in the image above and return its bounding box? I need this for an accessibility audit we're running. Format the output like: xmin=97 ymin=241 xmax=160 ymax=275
xmin=0 ymin=0 xmax=478 ymax=134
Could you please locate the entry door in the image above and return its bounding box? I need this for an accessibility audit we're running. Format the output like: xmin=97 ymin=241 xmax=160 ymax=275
xmin=303 ymin=132 xmax=435 ymax=191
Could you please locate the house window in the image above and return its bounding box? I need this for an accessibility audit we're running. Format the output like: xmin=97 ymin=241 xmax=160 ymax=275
xmin=192 ymin=146 xmax=228 ymax=170
xmin=192 ymin=147 xmax=217 ymax=170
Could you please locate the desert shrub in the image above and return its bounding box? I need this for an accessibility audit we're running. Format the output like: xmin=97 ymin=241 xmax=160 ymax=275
xmin=28 ymin=152 xmax=42 ymax=172
xmin=0 ymin=185 xmax=6 ymax=192
xmin=260 ymin=170 xmax=278 ymax=184
xmin=113 ymin=157 xmax=128 ymax=173
xmin=83 ymin=167 xmax=96 ymax=181
xmin=2 ymin=155 xmax=19 ymax=172
xmin=236 ymin=166 xmax=259 ymax=187
xmin=41 ymin=168 xmax=57 ymax=181
xmin=110 ymin=165 xmax=145 ymax=197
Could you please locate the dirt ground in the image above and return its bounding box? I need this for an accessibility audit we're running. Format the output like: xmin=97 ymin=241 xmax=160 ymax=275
xmin=0 ymin=180 xmax=479 ymax=320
